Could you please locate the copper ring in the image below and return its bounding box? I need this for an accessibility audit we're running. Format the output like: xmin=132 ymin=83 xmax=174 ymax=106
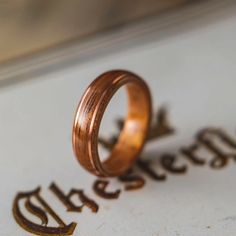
xmin=72 ymin=70 xmax=152 ymax=177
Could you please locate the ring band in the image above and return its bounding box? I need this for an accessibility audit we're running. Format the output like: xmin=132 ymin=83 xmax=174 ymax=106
xmin=72 ymin=70 xmax=152 ymax=177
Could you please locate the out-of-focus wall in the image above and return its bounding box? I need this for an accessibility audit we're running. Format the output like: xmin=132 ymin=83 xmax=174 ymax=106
xmin=0 ymin=0 xmax=188 ymax=63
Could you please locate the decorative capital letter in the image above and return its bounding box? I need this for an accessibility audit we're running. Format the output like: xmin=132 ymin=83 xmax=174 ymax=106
xmin=13 ymin=187 xmax=76 ymax=235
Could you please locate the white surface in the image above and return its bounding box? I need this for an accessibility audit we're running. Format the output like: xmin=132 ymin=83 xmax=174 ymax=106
xmin=0 ymin=9 xmax=236 ymax=236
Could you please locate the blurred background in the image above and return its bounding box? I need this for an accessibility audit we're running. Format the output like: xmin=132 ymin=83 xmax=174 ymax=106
xmin=0 ymin=0 xmax=187 ymax=62
xmin=1 ymin=0 xmax=235 ymax=85
xmin=0 ymin=0 xmax=188 ymax=62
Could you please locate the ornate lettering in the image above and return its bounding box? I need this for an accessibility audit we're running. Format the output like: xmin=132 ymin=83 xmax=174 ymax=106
xmin=197 ymin=128 xmax=236 ymax=168
xmin=180 ymin=144 xmax=206 ymax=165
xmin=137 ymin=159 xmax=166 ymax=181
xmin=49 ymin=182 xmax=98 ymax=213
xmin=147 ymin=106 xmax=175 ymax=141
xmin=119 ymin=169 xmax=145 ymax=190
xmin=160 ymin=154 xmax=187 ymax=174
xmin=13 ymin=187 xmax=76 ymax=235
xmin=93 ymin=180 xmax=121 ymax=199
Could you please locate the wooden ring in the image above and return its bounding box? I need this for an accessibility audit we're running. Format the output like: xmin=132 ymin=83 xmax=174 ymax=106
xmin=72 ymin=70 xmax=152 ymax=177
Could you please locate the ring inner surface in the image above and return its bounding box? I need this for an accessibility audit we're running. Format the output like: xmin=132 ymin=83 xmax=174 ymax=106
xmin=102 ymin=81 xmax=150 ymax=175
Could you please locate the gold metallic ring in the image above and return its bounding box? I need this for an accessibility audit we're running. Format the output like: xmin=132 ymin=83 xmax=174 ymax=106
xmin=72 ymin=70 xmax=152 ymax=177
